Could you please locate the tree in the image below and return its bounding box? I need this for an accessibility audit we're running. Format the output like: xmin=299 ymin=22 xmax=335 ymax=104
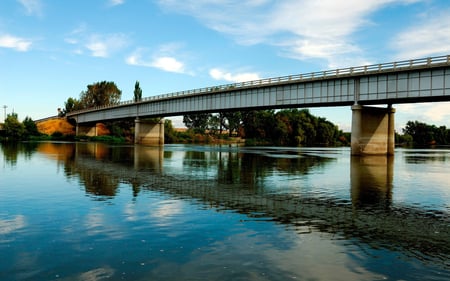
xmin=164 ymin=119 xmax=177 ymax=143
xmin=23 ymin=116 xmax=40 ymax=137
xmin=403 ymin=121 xmax=434 ymax=146
xmin=79 ymin=81 xmax=122 ymax=109
xmin=62 ymin=97 xmax=82 ymax=114
xmin=183 ymin=113 xmax=211 ymax=133
xmin=134 ymin=81 xmax=142 ymax=102
xmin=222 ymin=112 xmax=242 ymax=136
xmin=4 ymin=113 xmax=25 ymax=139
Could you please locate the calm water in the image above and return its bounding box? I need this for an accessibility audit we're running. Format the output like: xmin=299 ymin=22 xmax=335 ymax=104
xmin=0 ymin=142 xmax=449 ymax=281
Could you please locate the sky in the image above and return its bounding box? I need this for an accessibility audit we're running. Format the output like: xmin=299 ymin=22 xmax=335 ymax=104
xmin=1 ymin=0 xmax=450 ymax=131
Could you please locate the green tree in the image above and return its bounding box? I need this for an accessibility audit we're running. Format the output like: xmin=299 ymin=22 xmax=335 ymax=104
xmin=164 ymin=119 xmax=177 ymax=143
xmin=183 ymin=113 xmax=211 ymax=133
xmin=134 ymin=81 xmax=142 ymax=102
xmin=316 ymin=117 xmax=339 ymax=145
xmin=403 ymin=120 xmax=434 ymax=146
xmin=222 ymin=112 xmax=242 ymax=137
xmin=60 ymin=97 xmax=83 ymax=115
xmin=208 ymin=114 xmax=221 ymax=135
xmin=23 ymin=116 xmax=40 ymax=137
xmin=79 ymin=81 xmax=122 ymax=109
xmin=4 ymin=113 xmax=25 ymax=139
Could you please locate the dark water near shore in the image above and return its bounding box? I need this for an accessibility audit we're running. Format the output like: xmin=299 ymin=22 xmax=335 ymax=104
xmin=0 ymin=142 xmax=449 ymax=281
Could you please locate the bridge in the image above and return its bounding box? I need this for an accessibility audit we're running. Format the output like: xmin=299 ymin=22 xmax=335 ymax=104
xmin=66 ymin=55 xmax=450 ymax=155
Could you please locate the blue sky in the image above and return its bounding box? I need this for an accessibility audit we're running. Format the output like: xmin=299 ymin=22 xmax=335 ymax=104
xmin=1 ymin=0 xmax=450 ymax=131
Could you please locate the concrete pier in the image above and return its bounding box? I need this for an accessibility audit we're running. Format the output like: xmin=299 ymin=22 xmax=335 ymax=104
xmin=134 ymin=118 xmax=164 ymax=145
xmin=76 ymin=123 xmax=98 ymax=137
xmin=351 ymin=105 xmax=395 ymax=155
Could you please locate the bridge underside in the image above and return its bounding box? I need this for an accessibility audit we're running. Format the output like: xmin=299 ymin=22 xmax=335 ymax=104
xmin=75 ymin=119 xmax=164 ymax=145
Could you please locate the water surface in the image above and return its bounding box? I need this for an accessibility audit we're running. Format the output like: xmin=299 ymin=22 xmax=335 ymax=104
xmin=0 ymin=142 xmax=449 ymax=280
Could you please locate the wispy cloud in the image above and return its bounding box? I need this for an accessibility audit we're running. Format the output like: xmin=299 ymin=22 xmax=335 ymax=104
xmin=85 ymin=33 xmax=128 ymax=58
xmin=157 ymin=0 xmax=423 ymax=67
xmin=391 ymin=9 xmax=450 ymax=59
xmin=107 ymin=0 xmax=125 ymax=7
xmin=17 ymin=0 xmax=43 ymax=17
xmin=126 ymin=44 xmax=188 ymax=74
xmin=397 ymin=102 xmax=450 ymax=125
xmin=65 ymin=26 xmax=128 ymax=58
xmin=0 ymin=34 xmax=32 ymax=51
xmin=209 ymin=68 xmax=260 ymax=83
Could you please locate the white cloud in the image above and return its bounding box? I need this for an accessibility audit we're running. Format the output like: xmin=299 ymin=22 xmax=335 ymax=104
xmin=126 ymin=45 xmax=188 ymax=74
xmin=158 ymin=0 xmax=423 ymax=67
xmin=85 ymin=33 xmax=128 ymax=58
xmin=394 ymin=102 xmax=450 ymax=131
xmin=391 ymin=9 xmax=450 ymax=59
xmin=0 ymin=34 xmax=32 ymax=51
xmin=209 ymin=68 xmax=260 ymax=83
xmin=127 ymin=53 xmax=185 ymax=73
xmin=151 ymin=56 xmax=185 ymax=73
xmin=18 ymin=0 xmax=43 ymax=17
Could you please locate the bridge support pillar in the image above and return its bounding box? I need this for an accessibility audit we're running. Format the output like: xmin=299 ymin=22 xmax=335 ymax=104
xmin=134 ymin=118 xmax=164 ymax=145
xmin=76 ymin=123 xmax=98 ymax=137
xmin=351 ymin=105 xmax=395 ymax=155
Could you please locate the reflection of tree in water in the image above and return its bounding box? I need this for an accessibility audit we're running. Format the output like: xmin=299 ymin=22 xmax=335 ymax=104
xmin=217 ymin=150 xmax=333 ymax=188
xmin=179 ymin=148 xmax=333 ymax=188
xmin=404 ymin=150 xmax=449 ymax=164
xmin=182 ymin=150 xmax=212 ymax=168
xmin=0 ymin=142 xmax=39 ymax=166
xmin=81 ymin=170 xmax=120 ymax=199
xmin=64 ymin=158 xmax=121 ymax=199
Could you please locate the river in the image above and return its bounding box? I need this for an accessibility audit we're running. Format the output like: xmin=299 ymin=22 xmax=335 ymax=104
xmin=0 ymin=142 xmax=449 ymax=281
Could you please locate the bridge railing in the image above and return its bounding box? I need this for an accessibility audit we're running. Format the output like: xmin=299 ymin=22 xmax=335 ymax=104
xmin=67 ymin=55 xmax=450 ymax=115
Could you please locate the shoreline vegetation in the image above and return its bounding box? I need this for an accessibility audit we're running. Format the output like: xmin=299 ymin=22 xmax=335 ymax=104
xmin=1 ymin=113 xmax=449 ymax=148
xmin=1 ymin=110 xmax=351 ymax=146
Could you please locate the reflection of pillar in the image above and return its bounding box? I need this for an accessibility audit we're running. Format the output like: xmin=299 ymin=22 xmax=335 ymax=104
xmin=350 ymin=156 xmax=394 ymax=208
xmin=133 ymin=145 xmax=163 ymax=172
xmin=134 ymin=118 xmax=164 ymax=145
xmin=351 ymin=105 xmax=396 ymax=155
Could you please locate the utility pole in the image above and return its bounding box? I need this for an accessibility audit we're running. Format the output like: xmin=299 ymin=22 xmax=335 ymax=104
xmin=2 ymin=105 xmax=7 ymax=123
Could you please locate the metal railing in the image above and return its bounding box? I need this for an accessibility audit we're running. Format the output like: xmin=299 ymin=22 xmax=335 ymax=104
xmin=67 ymin=55 xmax=450 ymax=116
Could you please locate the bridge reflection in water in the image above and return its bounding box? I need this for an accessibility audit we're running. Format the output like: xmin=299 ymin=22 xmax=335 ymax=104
xmin=39 ymin=142 xmax=449 ymax=264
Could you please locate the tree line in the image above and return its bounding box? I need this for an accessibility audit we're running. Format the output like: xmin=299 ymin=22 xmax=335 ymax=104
xmin=173 ymin=109 xmax=346 ymax=146
xmin=397 ymin=120 xmax=450 ymax=146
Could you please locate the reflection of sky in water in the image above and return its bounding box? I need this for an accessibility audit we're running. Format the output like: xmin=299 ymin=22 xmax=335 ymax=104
xmin=394 ymin=149 xmax=450 ymax=210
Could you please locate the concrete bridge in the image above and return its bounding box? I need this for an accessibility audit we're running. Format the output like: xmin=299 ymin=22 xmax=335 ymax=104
xmin=66 ymin=55 xmax=450 ymax=155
